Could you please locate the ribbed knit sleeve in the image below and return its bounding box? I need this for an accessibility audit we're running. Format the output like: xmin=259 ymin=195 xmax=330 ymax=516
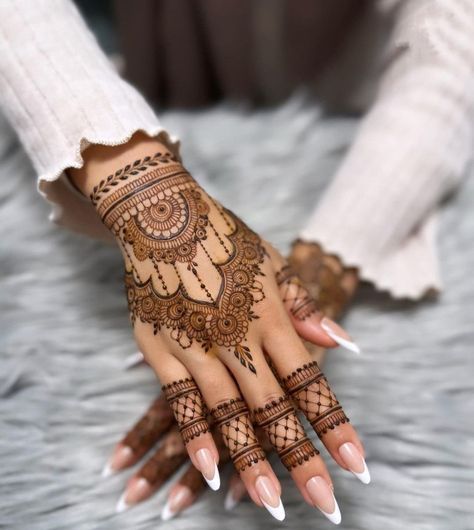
xmin=300 ymin=0 xmax=474 ymax=299
xmin=0 ymin=0 xmax=178 ymax=240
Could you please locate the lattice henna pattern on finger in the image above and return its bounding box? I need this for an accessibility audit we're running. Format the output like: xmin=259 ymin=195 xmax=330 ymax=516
xmin=253 ymin=396 xmax=318 ymax=470
xmin=210 ymin=398 xmax=266 ymax=472
xmin=276 ymin=265 xmax=318 ymax=321
xmin=162 ymin=379 xmax=209 ymax=444
xmin=91 ymin=154 xmax=267 ymax=374
xmin=282 ymin=362 xmax=349 ymax=437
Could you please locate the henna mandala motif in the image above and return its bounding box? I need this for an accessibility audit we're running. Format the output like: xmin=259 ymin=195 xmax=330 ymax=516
xmin=210 ymin=398 xmax=266 ymax=472
xmin=253 ymin=396 xmax=318 ymax=470
xmin=276 ymin=265 xmax=318 ymax=321
xmin=162 ymin=379 xmax=209 ymax=444
xmin=92 ymin=153 xmax=266 ymax=374
xmin=282 ymin=362 xmax=349 ymax=437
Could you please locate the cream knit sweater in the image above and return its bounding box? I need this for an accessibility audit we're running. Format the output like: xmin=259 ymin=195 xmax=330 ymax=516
xmin=0 ymin=0 xmax=472 ymax=299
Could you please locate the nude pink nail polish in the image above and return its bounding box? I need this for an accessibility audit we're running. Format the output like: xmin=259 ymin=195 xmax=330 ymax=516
xmin=306 ymin=476 xmax=341 ymax=525
xmin=339 ymin=442 xmax=371 ymax=484
xmin=255 ymin=476 xmax=285 ymax=521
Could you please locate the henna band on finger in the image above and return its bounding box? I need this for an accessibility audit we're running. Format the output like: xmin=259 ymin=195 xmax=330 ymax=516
xmin=162 ymin=378 xmax=210 ymax=444
xmin=276 ymin=265 xmax=318 ymax=321
xmin=253 ymin=396 xmax=318 ymax=471
xmin=282 ymin=362 xmax=349 ymax=438
xmin=210 ymin=398 xmax=266 ymax=472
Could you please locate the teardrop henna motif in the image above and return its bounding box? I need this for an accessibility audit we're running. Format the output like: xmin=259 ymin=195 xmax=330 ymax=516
xmin=91 ymin=154 xmax=266 ymax=374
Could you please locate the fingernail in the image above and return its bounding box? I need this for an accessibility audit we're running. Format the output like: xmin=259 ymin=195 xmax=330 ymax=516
xmin=255 ymin=476 xmax=285 ymax=521
xmin=115 ymin=477 xmax=152 ymax=512
xmin=195 ymin=448 xmax=220 ymax=491
xmin=224 ymin=478 xmax=247 ymax=511
xmin=123 ymin=351 xmax=144 ymax=369
xmin=306 ymin=476 xmax=341 ymax=525
xmin=102 ymin=445 xmax=134 ymax=477
xmin=339 ymin=442 xmax=371 ymax=484
xmin=321 ymin=317 xmax=360 ymax=354
xmin=161 ymin=485 xmax=194 ymax=521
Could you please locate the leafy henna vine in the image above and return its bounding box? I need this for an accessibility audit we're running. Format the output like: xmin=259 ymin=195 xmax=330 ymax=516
xmin=210 ymin=398 xmax=266 ymax=472
xmin=253 ymin=396 xmax=319 ymax=471
xmin=91 ymin=153 xmax=267 ymax=374
xmin=282 ymin=362 xmax=349 ymax=438
xmin=276 ymin=265 xmax=318 ymax=321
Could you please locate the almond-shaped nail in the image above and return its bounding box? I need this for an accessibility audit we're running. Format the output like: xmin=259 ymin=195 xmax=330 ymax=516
xmin=339 ymin=442 xmax=371 ymax=484
xmin=321 ymin=317 xmax=360 ymax=354
xmin=123 ymin=351 xmax=144 ymax=369
xmin=255 ymin=476 xmax=285 ymax=521
xmin=115 ymin=477 xmax=152 ymax=513
xmin=102 ymin=445 xmax=134 ymax=477
xmin=195 ymin=448 xmax=220 ymax=491
xmin=306 ymin=476 xmax=341 ymax=525
xmin=225 ymin=476 xmax=247 ymax=511
xmin=161 ymin=485 xmax=194 ymax=521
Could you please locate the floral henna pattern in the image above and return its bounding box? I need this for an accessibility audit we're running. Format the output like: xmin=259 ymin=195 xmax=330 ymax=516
xmin=276 ymin=265 xmax=318 ymax=321
xmin=91 ymin=153 xmax=266 ymax=374
xmin=210 ymin=398 xmax=266 ymax=472
xmin=162 ymin=379 xmax=209 ymax=444
xmin=253 ymin=396 xmax=319 ymax=471
xmin=282 ymin=362 xmax=349 ymax=438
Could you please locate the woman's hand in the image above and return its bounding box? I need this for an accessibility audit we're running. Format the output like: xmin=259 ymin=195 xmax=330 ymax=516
xmin=71 ymin=135 xmax=366 ymax=522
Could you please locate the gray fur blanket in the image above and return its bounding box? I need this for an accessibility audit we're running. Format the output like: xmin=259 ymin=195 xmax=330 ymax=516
xmin=0 ymin=99 xmax=473 ymax=530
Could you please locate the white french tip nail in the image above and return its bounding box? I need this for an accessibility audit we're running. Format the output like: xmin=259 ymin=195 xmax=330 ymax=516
xmin=224 ymin=490 xmax=239 ymax=511
xmin=261 ymin=498 xmax=285 ymax=522
xmin=321 ymin=495 xmax=342 ymax=525
xmin=321 ymin=323 xmax=361 ymax=354
xmin=123 ymin=351 xmax=144 ymax=370
xmin=101 ymin=461 xmax=114 ymax=478
xmin=161 ymin=500 xmax=176 ymax=521
xmin=115 ymin=492 xmax=130 ymax=514
xmin=353 ymin=460 xmax=371 ymax=484
xmin=204 ymin=462 xmax=220 ymax=491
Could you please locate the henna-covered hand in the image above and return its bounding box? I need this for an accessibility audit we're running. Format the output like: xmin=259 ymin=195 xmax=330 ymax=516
xmin=73 ymin=139 xmax=367 ymax=522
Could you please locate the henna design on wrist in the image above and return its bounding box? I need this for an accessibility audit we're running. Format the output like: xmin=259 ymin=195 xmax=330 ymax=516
xmin=162 ymin=379 xmax=210 ymax=444
xmin=122 ymin=395 xmax=175 ymax=453
xmin=276 ymin=265 xmax=318 ymax=321
xmin=210 ymin=398 xmax=266 ymax=472
xmin=282 ymin=362 xmax=349 ymax=437
xmin=92 ymin=154 xmax=267 ymax=374
xmin=253 ymin=396 xmax=318 ymax=471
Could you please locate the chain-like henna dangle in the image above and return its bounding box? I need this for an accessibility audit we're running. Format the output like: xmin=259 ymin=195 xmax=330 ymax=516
xmin=253 ymin=396 xmax=318 ymax=471
xmin=276 ymin=265 xmax=318 ymax=321
xmin=91 ymin=153 xmax=266 ymax=374
xmin=282 ymin=362 xmax=349 ymax=438
xmin=162 ymin=379 xmax=209 ymax=444
xmin=210 ymin=398 xmax=266 ymax=472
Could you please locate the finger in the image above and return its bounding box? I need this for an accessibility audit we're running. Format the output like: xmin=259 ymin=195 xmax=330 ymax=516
xmin=221 ymin=345 xmax=341 ymax=525
xmin=115 ymin=426 xmax=187 ymax=513
xmin=102 ymin=394 xmax=174 ymax=477
xmin=184 ymin=352 xmax=285 ymax=522
xmin=264 ymin=327 xmax=370 ymax=486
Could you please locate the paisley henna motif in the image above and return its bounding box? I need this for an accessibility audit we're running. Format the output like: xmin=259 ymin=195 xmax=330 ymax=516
xmin=282 ymin=362 xmax=349 ymax=438
xmin=92 ymin=154 xmax=266 ymax=373
xmin=210 ymin=398 xmax=266 ymax=472
xmin=162 ymin=379 xmax=209 ymax=444
xmin=253 ymin=396 xmax=318 ymax=470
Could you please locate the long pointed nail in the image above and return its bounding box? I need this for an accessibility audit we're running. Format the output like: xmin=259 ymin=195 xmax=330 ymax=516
xmin=339 ymin=442 xmax=371 ymax=484
xmin=255 ymin=476 xmax=285 ymax=521
xmin=306 ymin=476 xmax=341 ymax=525
xmin=225 ymin=476 xmax=247 ymax=511
xmin=102 ymin=445 xmax=134 ymax=477
xmin=161 ymin=485 xmax=194 ymax=521
xmin=321 ymin=317 xmax=360 ymax=354
xmin=195 ymin=448 xmax=220 ymax=491
xmin=123 ymin=351 xmax=144 ymax=369
xmin=115 ymin=477 xmax=152 ymax=512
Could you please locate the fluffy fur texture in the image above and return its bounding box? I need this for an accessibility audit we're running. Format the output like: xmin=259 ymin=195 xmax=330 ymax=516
xmin=0 ymin=99 xmax=473 ymax=530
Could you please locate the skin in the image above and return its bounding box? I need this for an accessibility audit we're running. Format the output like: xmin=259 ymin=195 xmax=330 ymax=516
xmin=70 ymin=132 xmax=363 ymax=515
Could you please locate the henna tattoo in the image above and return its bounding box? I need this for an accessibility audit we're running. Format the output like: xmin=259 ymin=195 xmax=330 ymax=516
xmin=162 ymin=379 xmax=209 ymax=444
xmin=282 ymin=362 xmax=349 ymax=437
xmin=92 ymin=154 xmax=266 ymax=374
xmin=210 ymin=398 xmax=266 ymax=472
xmin=123 ymin=395 xmax=175 ymax=453
xmin=253 ymin=396 xmax=318 ymax=470
xmin=276 ymin=265 xmax=318 ymax=321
